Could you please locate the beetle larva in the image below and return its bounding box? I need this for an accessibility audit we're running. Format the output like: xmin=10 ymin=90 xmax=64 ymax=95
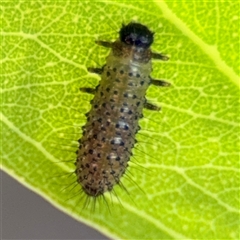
xmin=75 ymin=22 xmax=170 ymax=197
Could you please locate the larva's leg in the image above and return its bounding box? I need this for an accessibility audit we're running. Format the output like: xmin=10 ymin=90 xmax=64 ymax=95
xmin=88 ymin=67 xmax=103 ymax=75
xmin=150 ymin=78 xmax=171 ymax=87
xmin=80 ymin=87 xmax=96 ymax=94
xmin=151 ymin=52 xmax=169 ymax=61
xmin=144 ymin=102 xmax=161 ymax=111
xmin=95 ymin=40 xmax=113 ymax=48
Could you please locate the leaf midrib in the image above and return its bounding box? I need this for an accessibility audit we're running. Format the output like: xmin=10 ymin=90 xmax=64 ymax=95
xmin=155 ymin=0 xmax=240 ymax=86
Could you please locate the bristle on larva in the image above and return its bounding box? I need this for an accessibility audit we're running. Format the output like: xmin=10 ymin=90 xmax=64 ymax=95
xmin=75 ymin=22 xmax=170 ymax=197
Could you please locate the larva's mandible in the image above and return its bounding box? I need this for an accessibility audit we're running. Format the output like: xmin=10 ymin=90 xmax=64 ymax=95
xmin=76 ymin=22 xmax=170 ymax=197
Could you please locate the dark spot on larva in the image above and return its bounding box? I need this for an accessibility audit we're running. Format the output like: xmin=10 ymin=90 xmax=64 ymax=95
xmin=140 ymin=80 xmax=145 ymax=85
xmin=97 ymin=118 xmax=102 ymax=123
xmin=120 ymin=70 xmax=124 ymax=74
xmin=100 ymin=92 xmax=104 ymax=96
xmin=107 ymin=71 xmax=111 ymax=77
xmin=136 ymin=73 xmax=140 ymax=78
xmin=114 ymin=90 xmax=118 ymax=95
xmin=88 ymin=149 xmax=93 ymax=154
xmin=128 ymin=72 xmax=133 ymax=77
xmin=102 ymin=103 xmax=106 ymax=107
xmin=101 ymin=126 xmax=106 ymax=131
xmin=110 ymin=138 xmax=124 ymax=145
xmin=106 ymin=87 xmax=110 ymax=92
xmin=112 ymin=145 xmax=118 ymax=151
xmin=116 ymin=78 xmax=120 ymax=82
xmin=113 ymin=67 xmax=117 ymax=72
xmin=87 ymin=137 xmax=92 ymax=141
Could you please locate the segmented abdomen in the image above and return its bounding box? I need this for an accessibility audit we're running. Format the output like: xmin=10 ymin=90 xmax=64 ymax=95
xmin=76 ymin=52 xmax=152 ymax=196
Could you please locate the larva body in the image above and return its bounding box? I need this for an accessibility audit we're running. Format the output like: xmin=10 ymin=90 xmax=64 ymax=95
xmin=76 ymin=23 xmax=169 ymax=197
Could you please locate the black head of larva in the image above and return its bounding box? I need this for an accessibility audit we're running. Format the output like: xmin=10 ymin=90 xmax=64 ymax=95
xmin=120 ymin=22 xmax=154 ymax=48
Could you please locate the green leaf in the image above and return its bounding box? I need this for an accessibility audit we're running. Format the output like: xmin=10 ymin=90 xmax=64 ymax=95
xmin=1 ymin=1 xmax=239 ymax=239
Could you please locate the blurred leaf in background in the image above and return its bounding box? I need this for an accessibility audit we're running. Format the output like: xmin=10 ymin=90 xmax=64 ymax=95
xmin=1 ymin=0 xmax=239 ymax=239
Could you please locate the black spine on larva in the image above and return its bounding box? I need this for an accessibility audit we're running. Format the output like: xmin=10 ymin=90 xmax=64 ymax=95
xmin=76 ymin=22 xmax=154 ymax=197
